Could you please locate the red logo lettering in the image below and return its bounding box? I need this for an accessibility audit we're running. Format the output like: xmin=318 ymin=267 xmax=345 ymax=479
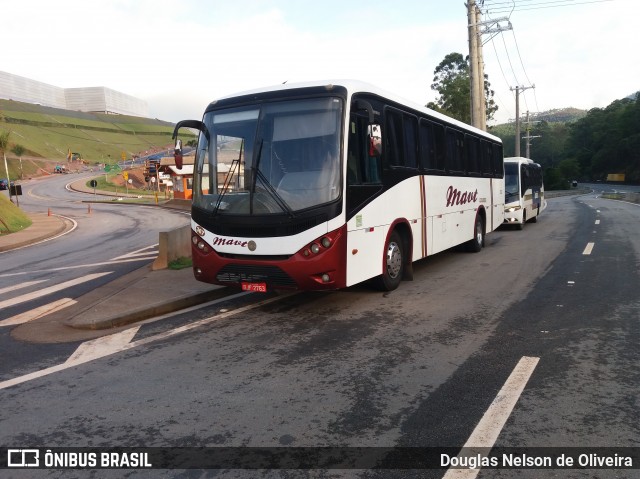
xmin=212 ymin=236 xmax=248 ymax=247
xmin=446 ymin=186 xmax=478 ymax=207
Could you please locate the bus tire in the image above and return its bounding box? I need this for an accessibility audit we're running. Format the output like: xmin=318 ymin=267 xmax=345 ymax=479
xmin=530 ymin=208 xmax=539 ymax=223
xmin=466 ymin=213 xmax=485 ymax=252
xmin=374 ymin=230 xmax=404 ymax=291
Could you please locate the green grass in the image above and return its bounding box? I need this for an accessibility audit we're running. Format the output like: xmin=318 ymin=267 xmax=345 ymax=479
xmin=0 ymin=194 xmax=32 ymax=234
xmin=88 ymin=175 xmax=155 ymax=196
xmin=168 ymin=256 xmax=193 ymax=270
xmin=0 ymin=99 xmax=194 ymax=164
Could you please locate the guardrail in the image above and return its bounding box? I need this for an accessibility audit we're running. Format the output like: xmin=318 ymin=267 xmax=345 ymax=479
xmin=600 ymin=192 xmax=640 ymax=204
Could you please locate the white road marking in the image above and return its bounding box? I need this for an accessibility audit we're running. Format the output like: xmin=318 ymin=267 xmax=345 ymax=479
xmin=110 ymin=244 xmax=158 ymax=260
xmin=0 ymin=272 xmax=112 ymax=309
xmin=0 ymin=298 xmax=77 ymax=327
xmin=442 ymin=356 xmax=540 ymax=479
xmin=0 ymin=293 xmax=291 ymax=390
xmin=65 ymin=327 xmax=141 ymax=365
xmin=0 ymin=215 xmax=77 ymax=254
xmin=583 ymin=242 xmax=595 ymax=255
xmin=595 ymin=220 xmax=600 ymax=225
xmin=0 ymin=258 xmax=152 ymax=278
xmin=0 ymin=280 xmax=48 ymax=295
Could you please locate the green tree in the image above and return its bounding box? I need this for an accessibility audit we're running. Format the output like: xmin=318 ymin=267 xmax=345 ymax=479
xmin=1 ymin=130 xmax=11 ymax=201
xmin=11 ymin=144 xmax=26 ymax=179
xmin=427 ymin=52 xmax=498 ymax=124
xmin=1 ymin=129 xmax=10 ymax=175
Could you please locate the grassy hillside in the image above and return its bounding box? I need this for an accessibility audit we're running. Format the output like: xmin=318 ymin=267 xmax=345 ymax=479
xmin=0 ymin=99 xmax=183 ymax=169
xmin=0 ymin=193 xmax=32 ymax=234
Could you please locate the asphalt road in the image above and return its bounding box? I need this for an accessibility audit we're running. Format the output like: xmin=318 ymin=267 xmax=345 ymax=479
xmin=1 ymin=174 xmax=189 ymax=316
xmin=0 ymin=191 xmax=638 ymax=478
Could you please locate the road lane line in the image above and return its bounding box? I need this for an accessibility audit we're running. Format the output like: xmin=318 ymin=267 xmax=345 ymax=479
xmin=65 ymin=327 xmax=141 ymax=365
xmin=582 ymin=242 xmax=595 ymax=255
xmin=0 ymin=298 xmax=77 ymax=327
xmin=0 ymin=293 xmax=292 ymax=390
xmin=0 ymin=272 xmax=112 ymax=309
xmin=110 ymin=244 xmax=159 ymax=260
xmin=0 ymin=280 xmax=48 ymax=295
xmin=442 ymin=356 xmax=540 ymax=479
xmin=595 ymin=220 xmax=600 ymax=225
xmin=0 ymin=258 xmax=152 ymax=278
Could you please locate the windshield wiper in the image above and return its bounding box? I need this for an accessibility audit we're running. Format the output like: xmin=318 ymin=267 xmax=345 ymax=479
xmin=213 ymin=140 xmax=243 ymax=215
xmin=250 ymin=139 xmax=295 ymax=217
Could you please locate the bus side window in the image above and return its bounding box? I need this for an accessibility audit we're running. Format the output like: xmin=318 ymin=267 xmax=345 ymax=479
xmin=446 ymin=128 xmax=465 ymax=175
xmin=347 ymin=115 xmax=381 ymax=185
xmin=492 ymin=143 xmax=504 ymax=178
xmin=419 ymin=119 xmax=435 ymax=170
xmin=385 ymin=108 xmax=418 ymax=169
xmin=480 ymin=140 xmax=492 ymax=176
xmin=465 ymin=134 xmax=480 ymax=176
xmin=433 ymin=123 xmax=446 ymax=171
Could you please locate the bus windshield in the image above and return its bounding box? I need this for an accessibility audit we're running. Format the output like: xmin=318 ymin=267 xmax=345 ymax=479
xmin=193 ymin=97 xmax=343 ymax=215
xmin=504 ymin=162 xmax=519 ymax=202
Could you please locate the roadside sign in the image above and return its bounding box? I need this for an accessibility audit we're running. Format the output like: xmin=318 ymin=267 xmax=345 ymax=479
xmin=89 ymin=179 xmax=98 ymax=188
xmin=104 ymin=165 xmax=111 ymax=172
xmin=123 ymin=171 xmax=129 ymax=181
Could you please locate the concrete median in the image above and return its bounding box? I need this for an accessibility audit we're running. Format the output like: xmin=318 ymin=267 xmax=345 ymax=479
xmin=152 ymin=225 xmax=192 ymax=270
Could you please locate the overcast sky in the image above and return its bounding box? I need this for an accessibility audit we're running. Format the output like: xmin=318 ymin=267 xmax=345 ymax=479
xmin=3 ymin=0 xmax=636 ymax=125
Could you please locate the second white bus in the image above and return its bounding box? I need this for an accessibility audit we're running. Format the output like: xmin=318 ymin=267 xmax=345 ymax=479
xmin=504 ymin=156 xmax=546 ymax=229
xmin=173 ymin=80 xmax=505 ymax=291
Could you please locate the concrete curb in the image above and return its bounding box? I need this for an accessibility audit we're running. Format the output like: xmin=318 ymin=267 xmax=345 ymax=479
xmin=66 ymin=287 xmax=231 ymax=330
xmin=0 ymin=213 xmax=70 ymax=252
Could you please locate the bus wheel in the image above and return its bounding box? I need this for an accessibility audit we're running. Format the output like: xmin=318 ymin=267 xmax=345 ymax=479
xmin=530 ymin=208 xmax=539 ymax=223
xmin=467 ymin=214 xmax=485 ymax=252
xmin=375 ymin=230 xmax=404 ymax=291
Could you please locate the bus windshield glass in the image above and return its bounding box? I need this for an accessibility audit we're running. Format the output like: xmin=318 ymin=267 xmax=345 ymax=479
xmin=504 ymin=162 xmax=519 ymax=202
xmin=193 ymin=97 xmax=343 ymax=215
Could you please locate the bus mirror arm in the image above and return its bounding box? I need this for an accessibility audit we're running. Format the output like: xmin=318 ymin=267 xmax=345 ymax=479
xmin=172 ymin=119 xmax=207 ymax=169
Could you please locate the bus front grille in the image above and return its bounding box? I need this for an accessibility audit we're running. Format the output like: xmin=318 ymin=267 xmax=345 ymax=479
xmin=216 ymin=264 xmax=297 ymax=288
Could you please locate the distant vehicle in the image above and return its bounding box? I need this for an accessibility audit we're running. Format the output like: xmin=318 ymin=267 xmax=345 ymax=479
xmin=572 ymin=180 xmax=578 ymax=187
xmin=0 ymin=178 xmax=8 ymax=190
xmin=504 ymin=157 xmax=546 ymax=229
xmin=54 ymin=165 xmax=68 ymax=174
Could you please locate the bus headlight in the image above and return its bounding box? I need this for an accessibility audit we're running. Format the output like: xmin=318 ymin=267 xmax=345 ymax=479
xmin=297 ymin=230 xmax=341 ymax=260
xmin=192 ymin=235 xmax=211 ymax=254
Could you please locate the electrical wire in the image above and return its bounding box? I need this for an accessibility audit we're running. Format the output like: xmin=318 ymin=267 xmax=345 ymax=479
xmin=483 ymin=0 xmax=614 ymax=14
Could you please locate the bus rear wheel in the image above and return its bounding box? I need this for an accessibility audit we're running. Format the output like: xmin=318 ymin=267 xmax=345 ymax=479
xmin=374 ymin=230 xmax=404 ymax=291
xmin=466 ymin=214 xmax=485 ymax=252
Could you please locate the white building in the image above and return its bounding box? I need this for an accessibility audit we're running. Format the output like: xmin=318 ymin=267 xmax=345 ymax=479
xmin=0 ymin=70 xmax=149 ymax=117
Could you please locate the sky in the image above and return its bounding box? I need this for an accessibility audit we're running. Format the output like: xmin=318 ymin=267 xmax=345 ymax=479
xmin=2 ymin=0 xmax=636 ymax=125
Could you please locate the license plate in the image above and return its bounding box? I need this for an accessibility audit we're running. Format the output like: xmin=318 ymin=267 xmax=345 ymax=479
xmin=241 ymin=282 xmax=267 ymax=293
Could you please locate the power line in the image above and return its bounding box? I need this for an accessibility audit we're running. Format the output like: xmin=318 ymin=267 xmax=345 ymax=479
xmin=510 ymin=30 xmax=539 ymax=112
xmin=483 ymin=0 xmax=614 ymax=14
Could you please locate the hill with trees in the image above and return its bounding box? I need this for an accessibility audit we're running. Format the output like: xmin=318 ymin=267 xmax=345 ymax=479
xmin=491 ymin=96 xmax=640 ymax=187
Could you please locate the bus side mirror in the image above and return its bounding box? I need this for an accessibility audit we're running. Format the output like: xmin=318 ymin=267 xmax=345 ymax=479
xmin=174 ymin=139 xmax=183 ymax=169
xmin=368 ymin=124 xmax=382 ymax=157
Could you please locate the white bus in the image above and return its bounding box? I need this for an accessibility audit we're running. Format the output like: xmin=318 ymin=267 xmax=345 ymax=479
xmin=172 ymin=80 xmax=504 ymax=292
xmin=504 ymin=156 xmax=546 ymax=229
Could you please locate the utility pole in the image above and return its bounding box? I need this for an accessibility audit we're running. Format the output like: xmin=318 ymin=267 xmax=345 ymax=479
xmin=523 ymin=111 xmax=542 ymax=159
xmin=467 ymin=1 xmax=512 ymax=131
xmin=468 ymin=1 xmax=482 ymax=130
xmin=510 ymin=85 xmax=535 ymax=156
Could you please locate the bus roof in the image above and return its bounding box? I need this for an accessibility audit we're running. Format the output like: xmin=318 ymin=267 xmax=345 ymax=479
xmin=208 ymin=79 xmax=502 ymax=143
